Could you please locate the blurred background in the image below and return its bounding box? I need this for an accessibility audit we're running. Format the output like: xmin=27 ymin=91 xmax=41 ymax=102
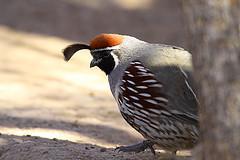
xmin=0 ymin=0 xmax=189 ymax=157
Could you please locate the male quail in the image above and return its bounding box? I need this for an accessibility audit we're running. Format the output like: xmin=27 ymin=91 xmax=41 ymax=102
xmin=63 ymin=34 xmax=199 ymax=154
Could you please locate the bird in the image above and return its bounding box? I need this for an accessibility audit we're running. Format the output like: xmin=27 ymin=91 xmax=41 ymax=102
xmin=62 ymin=33 xmax=199 ymax=154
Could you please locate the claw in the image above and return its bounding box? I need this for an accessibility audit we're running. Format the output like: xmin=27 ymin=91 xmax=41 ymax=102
xmin=115 ymin=140 xmax=155 ymax=154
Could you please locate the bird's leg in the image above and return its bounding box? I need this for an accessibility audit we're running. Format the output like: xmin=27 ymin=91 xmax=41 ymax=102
xmin=115 ymin=140 xmax=155 ymax=154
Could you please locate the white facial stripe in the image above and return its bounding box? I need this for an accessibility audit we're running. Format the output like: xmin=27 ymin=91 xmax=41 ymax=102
xmin=111 ymin=52 xmax=119 ymax=69
xmin=91 ymin=45 xmax=120 ymax=52
xmin=91 ymin=45 xmax=120 ymax=70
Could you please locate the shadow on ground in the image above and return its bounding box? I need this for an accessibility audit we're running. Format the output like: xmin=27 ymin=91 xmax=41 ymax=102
xmin=0 ymin=0 xmax=192 ymax=159
xmin=0 ymin=134 xmax=191 ymax=160
xmin=0 ymin=114 xmax=139 ymax=145
xmin=0 ymin=0 xmax=188 ymax=46
xmin=0 ymin=134 xmax=158 ymax=160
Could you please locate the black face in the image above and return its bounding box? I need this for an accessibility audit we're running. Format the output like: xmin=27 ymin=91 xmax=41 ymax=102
xmin=90 ymin=49 xmax=115 ymax=75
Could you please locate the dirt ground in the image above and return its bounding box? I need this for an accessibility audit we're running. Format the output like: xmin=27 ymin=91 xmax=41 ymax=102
xmin=0 ymin=0 xmax=191 ymax=159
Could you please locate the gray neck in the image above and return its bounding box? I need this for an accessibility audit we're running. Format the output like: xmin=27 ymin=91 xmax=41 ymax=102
xmin=108 ymin=64 xmax=125 ymax=97
xmin=107 ymin=37 xmax=150 ymax=97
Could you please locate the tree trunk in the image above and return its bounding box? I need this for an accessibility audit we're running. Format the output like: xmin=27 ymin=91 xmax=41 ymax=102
xmin=182 ymin=0 xmax=240 ymax=159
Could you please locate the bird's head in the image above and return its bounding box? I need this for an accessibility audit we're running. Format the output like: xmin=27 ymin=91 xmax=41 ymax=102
xmin=63 ymin=33 xmax=145 ymax=75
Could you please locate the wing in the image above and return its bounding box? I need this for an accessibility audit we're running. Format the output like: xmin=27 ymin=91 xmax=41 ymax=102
xmin=118 ymin=51 xmax=198 ymax=127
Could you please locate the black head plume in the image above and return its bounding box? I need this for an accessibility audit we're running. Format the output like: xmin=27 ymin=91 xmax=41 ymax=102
xmin=63 ymin=44 xmax=90 ymax=61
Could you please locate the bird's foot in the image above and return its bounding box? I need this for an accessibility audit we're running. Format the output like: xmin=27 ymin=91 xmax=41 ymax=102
xmin=115 ymin=140 xmax=155 ymax=154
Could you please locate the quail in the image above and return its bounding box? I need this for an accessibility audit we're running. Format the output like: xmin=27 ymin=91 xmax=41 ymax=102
xmin=63 ymin=34 xmax=199 ymax=154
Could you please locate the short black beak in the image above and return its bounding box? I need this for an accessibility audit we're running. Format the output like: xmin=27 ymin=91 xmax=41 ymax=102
xmin=90 ymin=58 xmax=102 ymax=68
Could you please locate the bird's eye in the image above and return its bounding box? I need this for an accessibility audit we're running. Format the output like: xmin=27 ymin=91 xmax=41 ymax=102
xmin=102 ymin=51 xmax=111 ymax=57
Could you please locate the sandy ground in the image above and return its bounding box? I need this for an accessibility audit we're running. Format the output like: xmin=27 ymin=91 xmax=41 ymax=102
xmin=0 ymin=0 xmax=191 ymax=159
xmin=0 ymin=26 xmax=191 ymax=160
